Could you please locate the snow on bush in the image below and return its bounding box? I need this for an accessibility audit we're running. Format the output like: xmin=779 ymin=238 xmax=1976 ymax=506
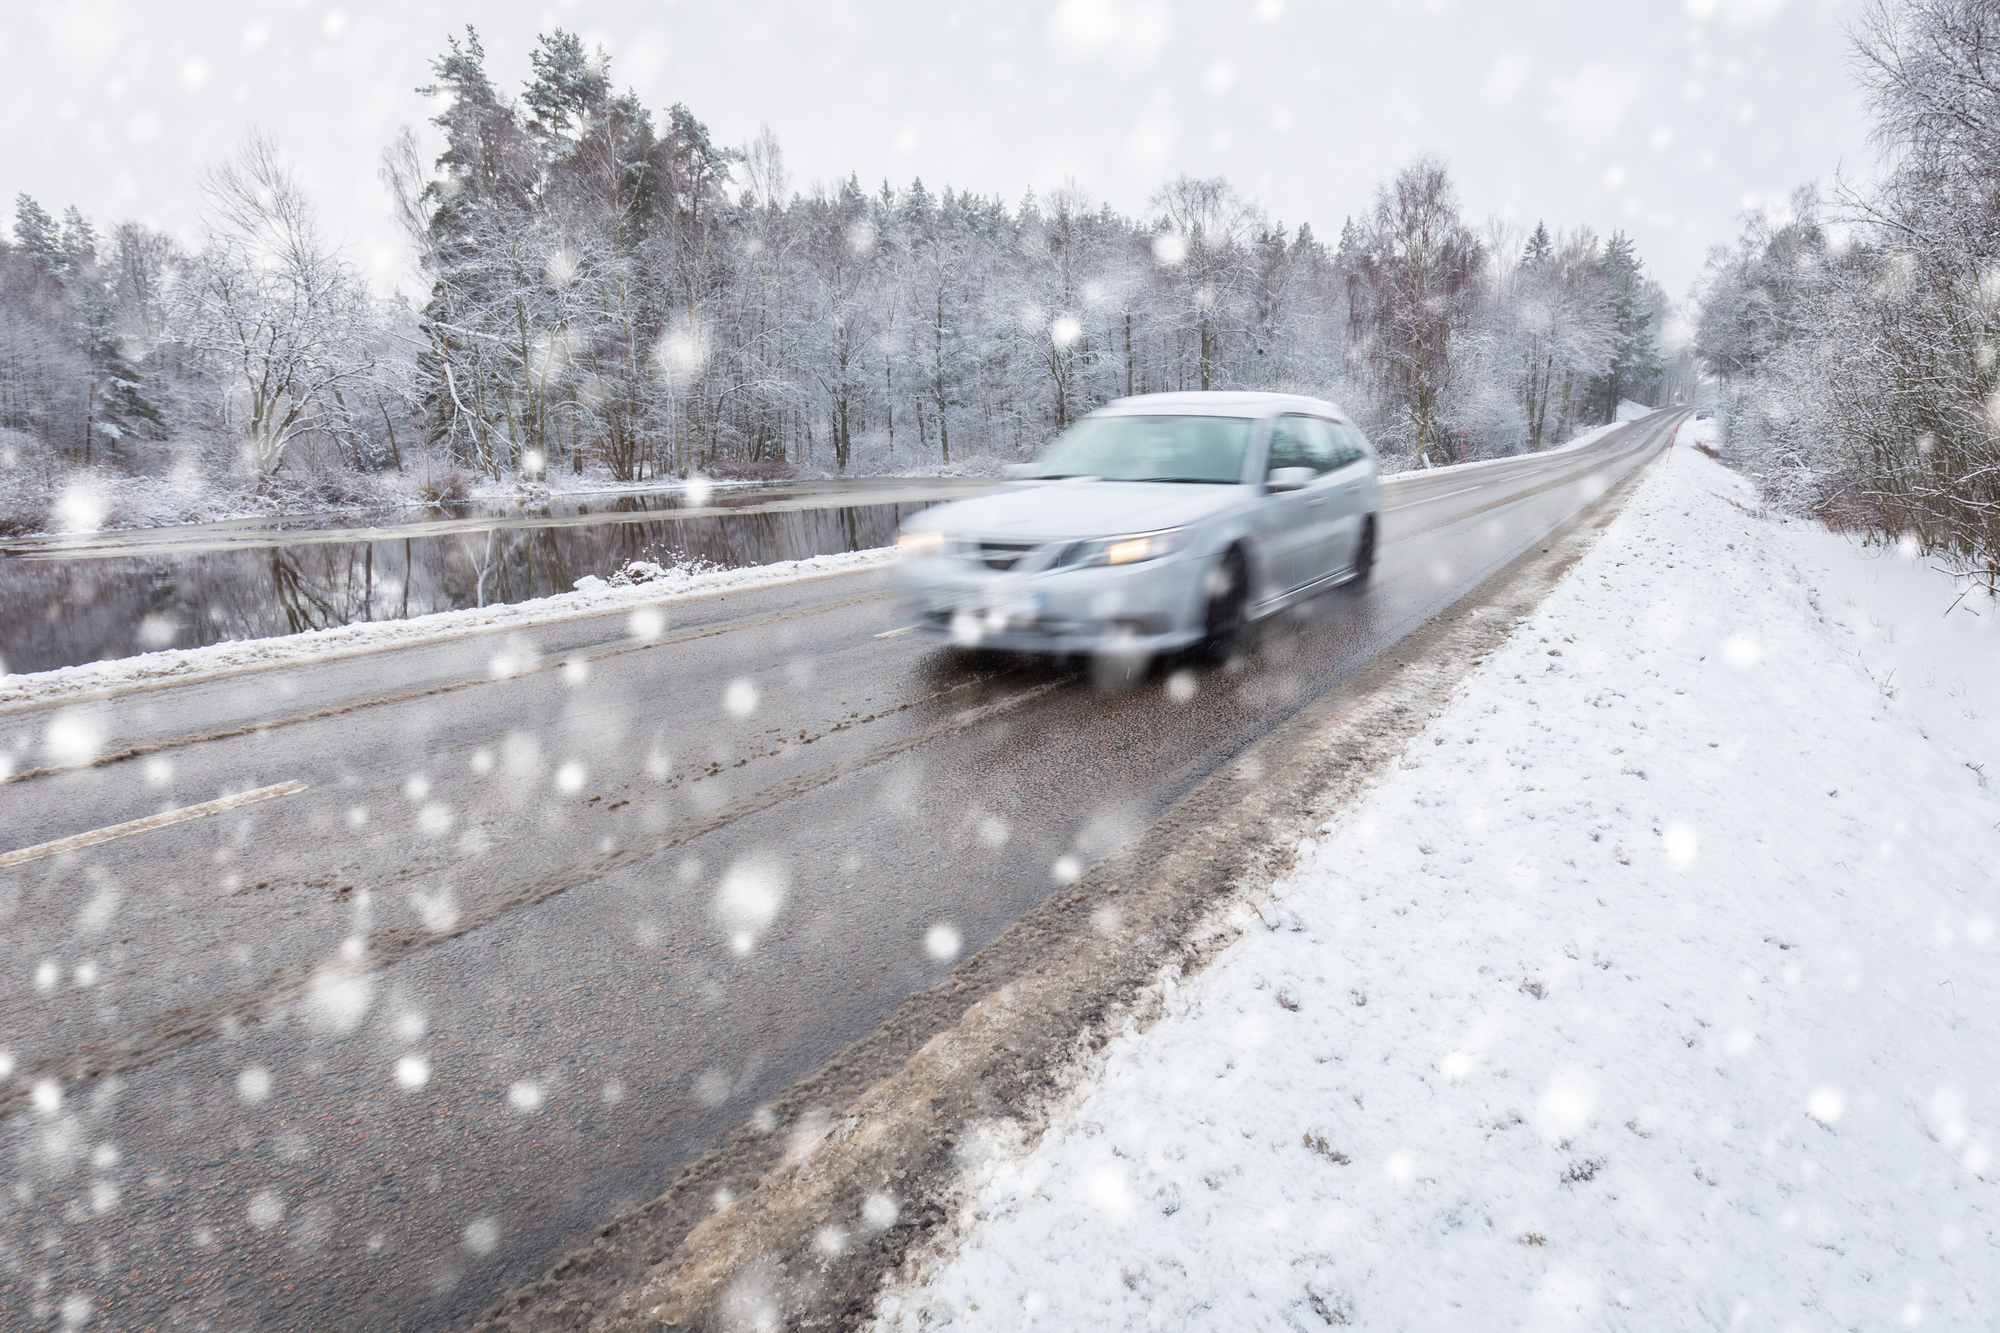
xmin=572 ymin=553 xmax=728 ymax=593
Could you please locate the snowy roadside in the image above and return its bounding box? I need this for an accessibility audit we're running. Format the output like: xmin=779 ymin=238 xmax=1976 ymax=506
xmin=1386 ymin=418 xmax=1634 ymax=484
xmin=873 ymin=448 xmax=2000 ymax=1329
xmin=0 ymin=548 xmax=894 ymax=711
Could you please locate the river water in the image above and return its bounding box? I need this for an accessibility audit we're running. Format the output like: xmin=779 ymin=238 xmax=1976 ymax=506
xmin=0 ymin=479 xmax=992 ymax=676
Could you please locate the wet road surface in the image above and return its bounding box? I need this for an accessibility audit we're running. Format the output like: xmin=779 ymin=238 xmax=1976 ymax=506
xmin=0 ymin=416 xmax=1675 ymax=1330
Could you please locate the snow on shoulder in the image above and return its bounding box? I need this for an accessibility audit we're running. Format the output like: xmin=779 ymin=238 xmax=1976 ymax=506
xmin=0 ymin=548 xmax=894 ymax=708
xmin=873 ymin=449 xmax=2000 ymax=1329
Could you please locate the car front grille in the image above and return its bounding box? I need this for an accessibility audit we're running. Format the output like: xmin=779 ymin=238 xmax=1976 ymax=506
xmin=975 ymin=542 xmax=1037 ymax=571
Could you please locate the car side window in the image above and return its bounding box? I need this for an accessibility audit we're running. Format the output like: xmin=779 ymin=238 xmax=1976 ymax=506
xmin=1266 ymin=418 xmax=1315 ymax=475
xmin=1293 ymin=417 xmax=1343 ymax=473
xmin=1327 ymin=422 xmax=1367 ymax=470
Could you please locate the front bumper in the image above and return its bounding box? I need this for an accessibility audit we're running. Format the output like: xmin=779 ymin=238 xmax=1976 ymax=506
xmin=894 ymin=553 xmax=1210 ymax=655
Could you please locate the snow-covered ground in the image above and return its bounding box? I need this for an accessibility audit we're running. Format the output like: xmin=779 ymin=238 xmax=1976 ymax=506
xmin=0 ymin=549 xmax=894 ymax=712
xmin=875 ymin=448 xmax=2000 ymax=1329
xmin=1682 ymin=413 xmax=1723 ymax=455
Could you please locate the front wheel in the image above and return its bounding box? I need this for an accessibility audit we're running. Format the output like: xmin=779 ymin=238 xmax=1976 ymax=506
xmin=1197 ymin=549 xmax=1249 ymax=664
xmin=1342 ymin=516 xmax=1376 ymax=594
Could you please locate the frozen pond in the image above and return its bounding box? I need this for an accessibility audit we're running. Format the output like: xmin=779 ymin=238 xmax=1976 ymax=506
xmin=0 ymin=478 xmax=993 ymax=676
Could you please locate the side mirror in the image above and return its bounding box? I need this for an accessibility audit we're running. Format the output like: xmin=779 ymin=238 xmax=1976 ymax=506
xmin=1265 ymin=466 xmax=1316 ymax=492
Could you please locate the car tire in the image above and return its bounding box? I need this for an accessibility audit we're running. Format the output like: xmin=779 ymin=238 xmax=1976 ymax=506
xmin=1198 ymin=548 xmax=1249 ymax=664
xmin=1342 ymin=516 xmax=1376 ymax=594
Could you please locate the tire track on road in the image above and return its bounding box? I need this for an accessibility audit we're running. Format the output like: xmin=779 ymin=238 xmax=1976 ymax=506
xmin=0 ymin=674 xmax=1063 ymax=1123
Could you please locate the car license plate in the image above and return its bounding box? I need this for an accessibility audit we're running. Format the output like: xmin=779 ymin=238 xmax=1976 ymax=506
xmin=927 ymin=589 xmax=1044 ymax=619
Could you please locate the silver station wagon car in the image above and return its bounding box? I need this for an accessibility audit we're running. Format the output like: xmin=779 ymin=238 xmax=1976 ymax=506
xmin=894 ymin=391 xmax=1380 ymax=660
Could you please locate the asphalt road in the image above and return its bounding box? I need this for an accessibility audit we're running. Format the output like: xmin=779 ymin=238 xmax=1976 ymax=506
xmin=0 ymin=413 xmax=1677 ymax=1331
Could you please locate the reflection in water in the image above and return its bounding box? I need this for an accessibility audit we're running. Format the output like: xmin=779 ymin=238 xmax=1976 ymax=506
xmin=1 ymin=502 xmax=913 ymax=675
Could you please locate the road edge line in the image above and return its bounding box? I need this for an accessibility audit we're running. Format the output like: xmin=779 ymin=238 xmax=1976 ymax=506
xmin=0 ymin=780 xmax=307 ymax=869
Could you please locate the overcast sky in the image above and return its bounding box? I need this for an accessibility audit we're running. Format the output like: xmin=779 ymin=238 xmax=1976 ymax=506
xmin=3 ymin=0 xmax=1873 ymax=305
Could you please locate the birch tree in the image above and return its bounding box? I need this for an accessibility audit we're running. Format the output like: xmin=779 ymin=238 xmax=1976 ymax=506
xmin=1344 ymin=157 xmax=1482 ymax=461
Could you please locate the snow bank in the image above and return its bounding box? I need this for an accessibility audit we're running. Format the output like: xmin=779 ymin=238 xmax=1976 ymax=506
xmin=0 ymin=548 xmax=895 ymax=708
xmin=1680 ymin=414 xmax=1723 ymax=455
xmin=876 ymin=449 xmax=2000 ymax=1329
xmin=1377 ymin=419 xmax=1632 ymax=487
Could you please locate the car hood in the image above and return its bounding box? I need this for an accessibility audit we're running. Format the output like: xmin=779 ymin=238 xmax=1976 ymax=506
xmin=909 ymin=479 xmax=1247 ymax=542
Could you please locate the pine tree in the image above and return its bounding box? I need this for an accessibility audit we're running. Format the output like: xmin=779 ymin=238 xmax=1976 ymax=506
xmin=899 ymin=177 xmax=935 ymax=230
xmin=523 ymin=30 xmax=609 ymax=145
xmin=10 ymin=196 xmax=164 ymax=461
xmin=420 ymin=28 xmax=533 ymax=213
xmin=13 ymin=195 xmax=64 ymax=279
xmin=1588 ymin=231 xmax=1663 ymax=417
xmin=81 ymin=291 xmax=166 ymax=450
xmin=1521 ymin=220 xmax=1553 ymax=267
xmin=59 ymin=207 xmax=96 ymax=270
xmin=1335 ymin=215 xmax=1362 ymax=264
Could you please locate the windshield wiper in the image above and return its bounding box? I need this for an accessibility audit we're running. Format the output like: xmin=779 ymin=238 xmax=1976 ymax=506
xmin=1140 ymin=476 xmax=1230 ymax=484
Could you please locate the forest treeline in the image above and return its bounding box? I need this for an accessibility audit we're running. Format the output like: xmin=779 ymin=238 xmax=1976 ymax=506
xmin=1 ymin=26 xmax=1684 ymax=524
xmin=1697 ymin=0 xmax=2000 ymax=584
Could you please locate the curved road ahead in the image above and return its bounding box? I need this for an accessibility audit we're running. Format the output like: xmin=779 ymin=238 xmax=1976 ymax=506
xmin=0 ymin=413 xmax=1676 ymax=1331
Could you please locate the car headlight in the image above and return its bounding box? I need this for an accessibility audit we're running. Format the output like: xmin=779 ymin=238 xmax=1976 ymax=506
xmin=1063 ymin=528 xmax=1186 ymax=568
xmin=896 ymin=530 xmax=945 ymax=555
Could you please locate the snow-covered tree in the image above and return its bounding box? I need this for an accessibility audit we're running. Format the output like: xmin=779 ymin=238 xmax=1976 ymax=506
xmin=1343 ymin=157 xmax=1483 ymax=462
xmin=1587 ymin=232 xmax=1665 ymax=417
xmin=1508 ymin=227 xmax=1616 ymax=450
xmin=180 ymin=135 xmax=376 ymax=476
xmin=1693 ymin=0 xmax=2000 ymax=586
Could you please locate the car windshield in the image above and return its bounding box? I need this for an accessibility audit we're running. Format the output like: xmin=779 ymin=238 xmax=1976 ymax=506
xmin=1020 ymin=414 xmax=1252 ymax=483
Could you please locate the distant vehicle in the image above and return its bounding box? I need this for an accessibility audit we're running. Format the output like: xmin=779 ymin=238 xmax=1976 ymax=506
xmin=893 ymin=392 xmax=1380 ymax=661
xmin=1695 ymin=408 xmax=1716 ymax=420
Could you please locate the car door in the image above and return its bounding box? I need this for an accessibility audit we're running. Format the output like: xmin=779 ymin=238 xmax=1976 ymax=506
xmin=1321 ymin=420 xmax=1372 ymax=575
xmin=1289 ymin=417 xmax=1350 ymax=587
xmin=1251 ymin=416 xmax=1318 ymax=599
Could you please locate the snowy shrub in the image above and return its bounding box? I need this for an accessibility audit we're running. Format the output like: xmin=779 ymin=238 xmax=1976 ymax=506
xmin=1698 ymin=2 xmax=2000 ymax=588
xmin=605 ymin=553 xmax=727 ymax=587
xmin=0 ymin=487 xmax=52 ymax=537
xmin=413 ymin=467 xmax=474 ymax=507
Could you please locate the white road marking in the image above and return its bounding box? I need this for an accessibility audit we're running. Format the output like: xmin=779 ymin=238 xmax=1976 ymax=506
xmin=1384 ymin=485 xmax=1482 ymax=512
xmin=874 ymin=625 xmax=920 ymax=639
xmin=0 ymin=780 xmax=308 ymax=870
